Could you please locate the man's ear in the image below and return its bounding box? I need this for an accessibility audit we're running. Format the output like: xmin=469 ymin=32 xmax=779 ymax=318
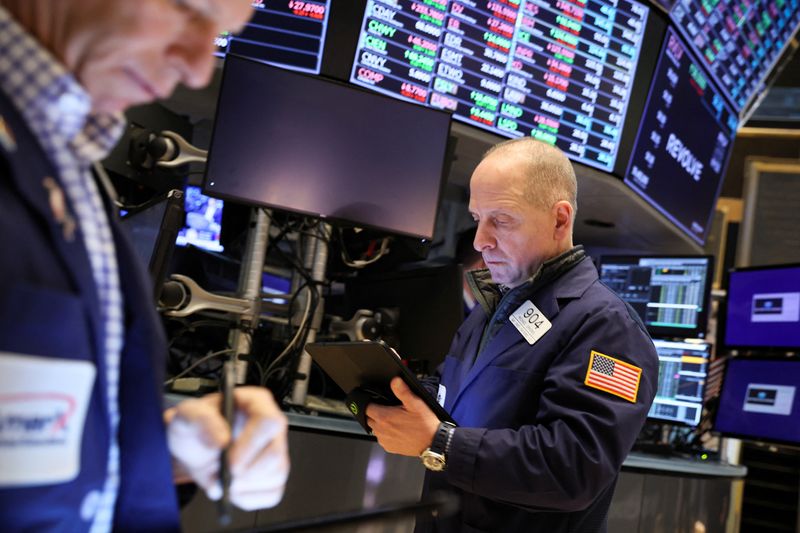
xmin=552 ymin=200 xmax=573 ymax=240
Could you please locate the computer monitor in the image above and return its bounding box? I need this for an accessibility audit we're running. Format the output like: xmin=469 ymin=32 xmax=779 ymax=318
xmin=723 ymin=264 xmax=800 ymax=352
xmin=175 ymin=185 xmax=224 ymax=253
xmin=598 ymin=255 xmax=713 ymax=339
xmin=204 ymin=54 xmax=451 ymax=240
xmin=648 ymin=339 xmax=710 ymax=426
xmin=624 ymin=27 xmax=738 ymax=245
xmin=714 ymin=357 xmax=800 ymax=446
xmin=344 ymin=264 xmax=464 ymax=373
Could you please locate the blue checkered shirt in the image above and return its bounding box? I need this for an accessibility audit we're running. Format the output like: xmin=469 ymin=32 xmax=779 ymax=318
xmin=0 ymin=8 xmax=125 ymax=532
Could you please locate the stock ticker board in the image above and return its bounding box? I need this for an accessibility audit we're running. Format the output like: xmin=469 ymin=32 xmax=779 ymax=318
xmin=350 ymin=0 xmax=650 ymax=172
xmin=670 ymin=0 xmax=800 ymax=114
xmin=215 ymin=0 xmax=331 ymax=74
xmin=625 ymin=28 xmax=738 ymax=245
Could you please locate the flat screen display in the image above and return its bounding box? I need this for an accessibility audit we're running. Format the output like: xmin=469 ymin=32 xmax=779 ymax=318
xmin=714 ymin=357 xmax=800 ymax=446
xmin=215 ymin=0 xmax=331 ymax=74
xmin=624 ymin=28 xmax=737 ymax=245
xmin=598 ymin=255 xmax=713 ymax=339
xmin=669 ymin=0 xmax=800 ymax=114
xmin=648 ymin=339 xmax=710 ymax=426
xmin=176 ymin=186 xmax=224 ymax=253
xmin=349 ymin=0 xmax=650 ymax=172
xmin=724 ymin=264 xmax=800 ymax=351
xmin=204 ymin=54 xmax=451 ymax=240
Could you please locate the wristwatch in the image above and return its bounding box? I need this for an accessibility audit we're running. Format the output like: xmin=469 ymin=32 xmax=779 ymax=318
xmin=420 ymin=421 xmax=456 ymax=471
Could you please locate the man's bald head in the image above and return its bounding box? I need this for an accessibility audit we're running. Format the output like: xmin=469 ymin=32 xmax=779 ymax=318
xmin=482 ymin=138 xmax=578 ymax=220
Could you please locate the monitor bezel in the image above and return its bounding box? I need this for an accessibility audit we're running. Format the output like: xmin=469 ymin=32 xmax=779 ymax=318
xmin=203 ymin=53 xmax=453 ymax=241
xmin=720 ymin=262 xmax=800 ymax=353
xmin=646 ymin=338 xmax=712 ymax=428
xmin=597 ymin=254 xmax=714 ymax=340
xmin=712 ymin=355 xmax=800 ymax=448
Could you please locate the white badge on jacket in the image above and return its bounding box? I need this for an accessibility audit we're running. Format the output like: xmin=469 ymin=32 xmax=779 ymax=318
xmin=509 ymin=300 xmax=552 ymax=345
xmin=0 ymin=352 xmax=96 ymax=486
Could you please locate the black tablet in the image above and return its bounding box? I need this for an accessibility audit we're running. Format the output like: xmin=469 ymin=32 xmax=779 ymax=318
xmin=305 ymin=341 xmax=456 ymax=427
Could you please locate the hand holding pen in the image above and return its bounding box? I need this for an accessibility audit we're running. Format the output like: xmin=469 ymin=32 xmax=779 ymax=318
xmin=165 ymin=385 xmax=290 ymax=515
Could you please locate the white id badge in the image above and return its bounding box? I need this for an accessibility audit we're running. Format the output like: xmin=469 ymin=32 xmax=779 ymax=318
xmin=0 ymin=352 xmax=96 ymax=486
xmin=509 ymin=300 xmax=552 ymax=345
xmin=437 ymin=384 xmax=447 ymax=408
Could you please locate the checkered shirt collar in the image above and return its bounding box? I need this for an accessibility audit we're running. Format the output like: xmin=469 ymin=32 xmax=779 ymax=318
xmin=0 ymin=7 xmax=125 ymax=163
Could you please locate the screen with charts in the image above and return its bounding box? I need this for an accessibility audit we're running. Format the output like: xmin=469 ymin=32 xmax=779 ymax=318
xmin=215 ymin=0 xmax=331 ymax=73
xmin=648 ymin=340 xmax=710 ymax=426
xmin=724 ymin=264 xmax=800 ymax=351
xmin=668 ymin=0 xmax=800 ymax=114
xmin=715 ymin=358 xmax=800 ymax=446
xmin=598 ymin=255 xmax=713 ymax=339
xmin=624 ymin=27 xmax=737 ymax=246
xmin=176 ymin=186 xmax=224 ymax=253
xmin=349 ymin=0 xmax=650 ymax=172
xmin=204 ymin=55 xmax=451 ymax=240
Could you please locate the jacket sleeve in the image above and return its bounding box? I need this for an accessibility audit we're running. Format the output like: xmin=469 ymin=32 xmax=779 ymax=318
xmin=442 ymin=303 xmax=658 ymax=512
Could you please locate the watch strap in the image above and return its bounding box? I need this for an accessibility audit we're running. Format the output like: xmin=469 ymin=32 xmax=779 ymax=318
xmin=430 ymin=421 xmax=455 ymax=455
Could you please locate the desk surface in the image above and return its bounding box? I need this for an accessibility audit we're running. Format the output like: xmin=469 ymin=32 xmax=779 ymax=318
xmin=287 ymin=412 xmax=748 ymax=478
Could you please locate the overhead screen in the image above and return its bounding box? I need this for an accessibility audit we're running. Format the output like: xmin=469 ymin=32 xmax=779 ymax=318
xmin=204 ymin=55 xmax=451 ymax=240
xmin=715 ymin=358 xmax=800 ymax=446
xmin=724 ymin=264 xmax=800 ymax=351
xmin=668 ymin=0 xmax=800 ymax=115
xmin=625 ymin=28 xmax=737 ymax=245
xmin=349 ymin=0 xmax=650 ymax=172
xmin=215 ymin=0 xmax=331 ymax=73
xmin=598 ymin=255 xmax=713 ymax=339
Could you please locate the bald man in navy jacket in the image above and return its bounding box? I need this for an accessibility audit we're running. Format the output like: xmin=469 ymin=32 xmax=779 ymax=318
xmin=367 ymin=138 xmax=658 ymax=533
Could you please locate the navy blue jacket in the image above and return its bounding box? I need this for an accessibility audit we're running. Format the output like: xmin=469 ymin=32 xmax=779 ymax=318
xmin=420 ymin=253 xmax=658 ymax=532
xmin=0 ymin=91 xmax=180 ymax=530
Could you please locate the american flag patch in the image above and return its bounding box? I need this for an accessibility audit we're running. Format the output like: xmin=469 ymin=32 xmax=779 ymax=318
xmin=584 ymin=351 xmax=642 ymax=403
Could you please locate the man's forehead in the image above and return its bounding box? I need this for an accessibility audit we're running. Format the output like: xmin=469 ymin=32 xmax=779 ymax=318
xmin=471 ymin=156 xmax=526 ymax=194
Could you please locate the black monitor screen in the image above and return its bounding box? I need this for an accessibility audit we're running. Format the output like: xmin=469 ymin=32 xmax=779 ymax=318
xmin=598 ymin=255 xmax=713 ymax=338
xmin=714 ymin=357 xmax=800 ymax=446
xmin=344 ymin=264 xmax=464 ymax=372
xmin=204 ymin=54 xmax=452 ymax=240
xmin=649 ymin=339 xmax=710 ymax=426
xmin=669 ymin=0 xmax=800 ymax=114
xmin=724 ymin=264 xmax=800 ymax=351
xmin=215 ymin=0 xmax=331 ymax=73
xmin=349 ymin=0 xmax=651 ymax=172
xmin=624 ymin=28 xmax=737 ymax=245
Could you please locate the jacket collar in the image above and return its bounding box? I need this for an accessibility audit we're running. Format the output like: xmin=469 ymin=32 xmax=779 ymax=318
xmin=450 ymin=253 xmax=600 ymax=413
xmin=466 ymin=245 xmax=588 ymax=320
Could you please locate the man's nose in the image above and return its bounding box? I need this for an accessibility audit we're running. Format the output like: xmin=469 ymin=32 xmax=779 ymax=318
xmin=473 ymin=221 xmax=495 ymax=252
xmin=171 ymin=19 xmax=218 ymax=89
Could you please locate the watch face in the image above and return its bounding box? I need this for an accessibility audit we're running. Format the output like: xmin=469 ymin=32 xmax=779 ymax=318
xmin=421 ymin=451 xmax=446 ymax=472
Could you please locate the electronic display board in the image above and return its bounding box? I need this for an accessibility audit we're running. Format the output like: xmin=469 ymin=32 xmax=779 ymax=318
xmin=215 ymin=0 xmax=331 ymax=74
xmin=669 ymin=0 xmax=800 ymax=114
xmin=349 ymin=0 xmax=650 ymax=172
xmin=625 ymin=28 xmax=737 ymax=245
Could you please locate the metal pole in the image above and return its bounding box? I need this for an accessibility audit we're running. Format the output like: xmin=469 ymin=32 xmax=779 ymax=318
xmin=228 ymin=208 xmax=271 ymax=384
xmin=290 ymin=222 xmax=331 ymax=405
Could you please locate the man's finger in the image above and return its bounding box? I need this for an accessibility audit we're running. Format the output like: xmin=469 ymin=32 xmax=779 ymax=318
xmin=390 ymin=377 xmax=419 ymax=409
